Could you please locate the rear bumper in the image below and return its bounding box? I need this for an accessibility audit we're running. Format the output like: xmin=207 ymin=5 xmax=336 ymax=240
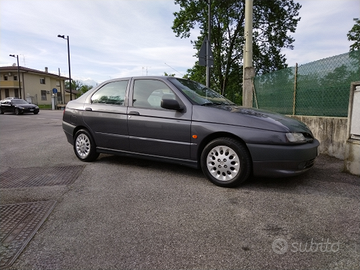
xmin=62 ymin=121 xmax=75 ymax=145
xmin=247 ymin=139 xmax=320 ymax=178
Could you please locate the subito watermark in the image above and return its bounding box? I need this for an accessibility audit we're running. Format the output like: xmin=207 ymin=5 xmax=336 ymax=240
xmin=272 ymin=238 xmax=340 ymax=255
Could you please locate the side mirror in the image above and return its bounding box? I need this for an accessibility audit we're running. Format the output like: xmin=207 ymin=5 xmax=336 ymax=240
xmin=161 ymin=99 xmax=183 ymax=111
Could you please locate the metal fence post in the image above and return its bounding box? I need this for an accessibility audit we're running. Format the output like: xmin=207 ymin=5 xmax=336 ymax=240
xmin=292 ymin=63 xmax=298 ymax=115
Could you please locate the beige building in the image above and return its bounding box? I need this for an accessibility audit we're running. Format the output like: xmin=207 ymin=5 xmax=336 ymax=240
xmin=0 ymin=66 xmax=76 ymax=105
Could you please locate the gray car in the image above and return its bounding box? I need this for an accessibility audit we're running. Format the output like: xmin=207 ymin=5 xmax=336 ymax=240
xmin=62 ymin=76 xmax=319 ymax=187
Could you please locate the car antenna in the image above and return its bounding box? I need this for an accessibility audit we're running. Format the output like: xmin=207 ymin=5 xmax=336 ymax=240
xmin=164 ymin=63 xmax=183 ymax=77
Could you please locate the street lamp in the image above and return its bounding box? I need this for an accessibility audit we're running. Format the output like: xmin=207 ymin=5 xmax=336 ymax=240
xmin=57 ymin=35 xmax=72 ymax=100
xmin=9 ymin=54 xmax=22 ymax=99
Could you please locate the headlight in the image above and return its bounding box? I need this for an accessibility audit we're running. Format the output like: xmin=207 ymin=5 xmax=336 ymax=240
xmin=286 ymin=132 xmax=306 ymax=143
xmin=18 ymin=107 xmax=24 ymax=110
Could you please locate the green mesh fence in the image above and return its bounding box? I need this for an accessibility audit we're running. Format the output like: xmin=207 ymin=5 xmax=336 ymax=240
xmin=253 ymin=51 xmax=360 ymax=117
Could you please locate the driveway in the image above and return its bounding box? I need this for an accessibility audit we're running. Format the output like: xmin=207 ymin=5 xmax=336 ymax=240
xmin=0 ymin=110 xmax=359 ymax=269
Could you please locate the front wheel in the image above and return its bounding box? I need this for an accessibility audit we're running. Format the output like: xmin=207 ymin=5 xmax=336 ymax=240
xmin=73 ymin=129 xmax=99 ymax=162
xmin=15 ymin=108 xmax=21 ymax=115
xmin=201 ymin=137 xmax=252 ymax=188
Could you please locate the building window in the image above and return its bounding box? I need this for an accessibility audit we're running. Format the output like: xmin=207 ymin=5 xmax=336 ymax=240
xmin=4 ymin=75 xmax=8 ymax=81
xmin=14 ymin=75 xmax=18 ymax=81
xmin=14 ymin=89 xmax=19 ymax=98
xmin=41 ymin=90 xmax=47 ymax=100
xmin=5 ymin=89 xmax=9 ymax=97
xmin=40 ymin=78 xmax=46 ymax=84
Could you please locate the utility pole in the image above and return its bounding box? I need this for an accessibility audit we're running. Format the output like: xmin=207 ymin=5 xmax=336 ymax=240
xmin=206 ymin=0 xmax=211 ymax=87
xmin=58 ymin=35 xmax=72 ymax=101
xmin=242 ymin=0 xmax=255 ymax=107
xmin=199 ymin=0 xmax=213 ymax=87
xmin=9 ymin=54 xmax=21 ymax=99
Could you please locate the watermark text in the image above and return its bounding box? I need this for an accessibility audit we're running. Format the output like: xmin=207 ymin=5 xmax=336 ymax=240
xmin=272 ymin=238 xmax=340 ymax=255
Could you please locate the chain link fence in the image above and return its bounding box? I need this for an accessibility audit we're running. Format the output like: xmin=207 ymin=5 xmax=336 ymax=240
xmin=253 ymin=51 xmax=360 ymax=117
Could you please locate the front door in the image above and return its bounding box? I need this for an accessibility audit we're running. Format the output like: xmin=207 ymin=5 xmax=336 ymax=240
xmin=127 ymin=79 xmax=192 ymax=160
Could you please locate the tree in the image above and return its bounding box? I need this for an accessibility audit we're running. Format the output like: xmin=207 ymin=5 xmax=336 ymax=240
xmin=64 ymin=80 xmax=82 ymax=92
xmin=79 ymin=84 xmax=93 ymax=96
xmin=347 ymin=18 xmax=360 ymax=52
xmin=65 ymin=80 xmax=93 ymax=97
xmin=164 ymin=72 xmax=176 ymax=76
xmin=172 ymin=0 xmax=301 ymax=102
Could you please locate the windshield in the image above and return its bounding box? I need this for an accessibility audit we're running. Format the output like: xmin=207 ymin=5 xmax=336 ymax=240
xmin=169 ymin=78 xmax=234 ymax=106
xmin=12 ymin=99 xmax=29 ymax=105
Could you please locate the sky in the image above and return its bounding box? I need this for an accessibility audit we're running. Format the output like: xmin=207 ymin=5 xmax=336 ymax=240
xmin=0 ymin=0 xmax=359 ymax=86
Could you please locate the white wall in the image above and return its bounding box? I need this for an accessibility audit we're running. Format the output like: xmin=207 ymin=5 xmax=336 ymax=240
xmin=290 ymin=116 xmax=348 ymax=160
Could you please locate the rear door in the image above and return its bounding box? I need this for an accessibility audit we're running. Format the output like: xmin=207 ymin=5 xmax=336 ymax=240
xmin=127 ymin=78 xmax=192 ymax=160
xmin=82 ymin=80 xmax=130 ymax=151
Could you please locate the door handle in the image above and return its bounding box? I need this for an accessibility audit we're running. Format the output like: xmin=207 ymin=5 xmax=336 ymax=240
xmin=85 ymin=107 xmax=92 ymax=111
xmin=129 ymin=111 xmax=140 ymax=115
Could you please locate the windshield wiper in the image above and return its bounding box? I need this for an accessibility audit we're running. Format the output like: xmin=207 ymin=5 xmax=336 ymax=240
xmin=202 ymin=101 xmax=233 ymax=106
xmin=201 ymin=102 xmax=215 ymax=106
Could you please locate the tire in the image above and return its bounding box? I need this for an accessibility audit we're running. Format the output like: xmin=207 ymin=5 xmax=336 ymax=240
xmin=15 ymin=108 xmax=20 ymax=115
xmin=73 ymin=129 xmax=99 ymax=162
xmin=34 ymin=111 xmax=39 ymax=114
xmin=201 ymin=137 xmax=252 ymax=188
xmin=0 ymin=108 xmax=3 ymax=114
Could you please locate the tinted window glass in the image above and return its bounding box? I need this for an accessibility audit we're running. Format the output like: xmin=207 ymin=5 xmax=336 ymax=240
xmin=133 ymin=80 xmax=175 ymax=109
xmin=169 ymin=78 xmax=234 ymax=106
xmin=91 ymin=81 xmax=128 ymax=105
xmin=12 ymin=99 xmax=28 ymax=104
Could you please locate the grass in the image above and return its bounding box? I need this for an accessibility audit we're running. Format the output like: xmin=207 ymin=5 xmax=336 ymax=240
xmin=38 ymin=104 xmax=52 ymax=110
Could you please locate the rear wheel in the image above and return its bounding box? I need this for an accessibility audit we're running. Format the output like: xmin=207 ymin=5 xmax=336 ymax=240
xmin=201 ymin=137 xmax=252 ymax=188
xmin=73 ymin=129 xmax=99 ymax=162
xmin=0 ymin=108 xmax=3 ymax=114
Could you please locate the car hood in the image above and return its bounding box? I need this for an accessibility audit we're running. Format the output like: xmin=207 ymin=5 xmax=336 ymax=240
xmin=192 ymin=105 xmax=312 ymax=134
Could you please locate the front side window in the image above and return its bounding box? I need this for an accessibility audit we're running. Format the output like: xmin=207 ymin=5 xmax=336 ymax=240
xmin=133 ymin=80 xmax=176 ymax=109
xmin=91 ymin=80 xmax=128 ymax=105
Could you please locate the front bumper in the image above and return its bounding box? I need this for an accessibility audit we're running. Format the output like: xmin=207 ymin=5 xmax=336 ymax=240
xmin=247 ymin=139 xmax=320 ymax=178
xmin=21 ymin=108 xmax=39 ymax=113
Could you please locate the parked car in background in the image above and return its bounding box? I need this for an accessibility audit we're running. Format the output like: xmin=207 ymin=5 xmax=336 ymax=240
xmin=0 ymin=97 xmax=16 ymax=104
xmin=62 ymin=76 xmax=319 ymax=187
xmin=0 ymin=97 xmax=16 ymax=101
xmin=0 ymin=99 xmax=39 ymax=115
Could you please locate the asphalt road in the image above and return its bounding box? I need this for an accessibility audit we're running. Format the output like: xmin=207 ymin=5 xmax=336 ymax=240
xmin=0 ymin=110 xmax=359 ymax=270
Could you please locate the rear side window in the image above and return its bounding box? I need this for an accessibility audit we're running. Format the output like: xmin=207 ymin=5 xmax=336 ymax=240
xmin=91 ymin=80 xmax=128 ymax=105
